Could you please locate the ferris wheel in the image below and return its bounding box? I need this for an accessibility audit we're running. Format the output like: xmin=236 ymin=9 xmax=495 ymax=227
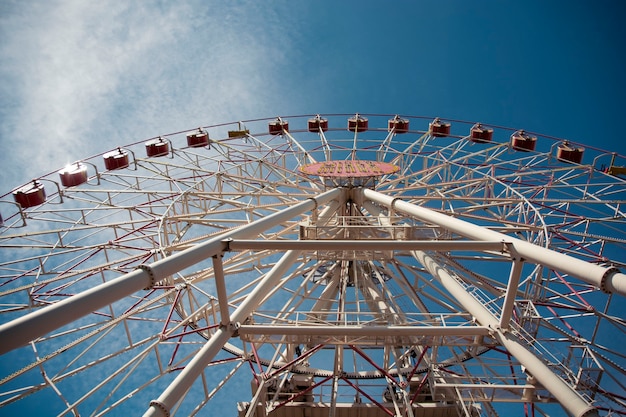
xmin=0 ymin=113 xmax=624 ymax=417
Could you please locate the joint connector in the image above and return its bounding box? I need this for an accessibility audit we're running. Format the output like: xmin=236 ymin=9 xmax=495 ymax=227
xmin=149 ymin=400 xmax=170 ymax=417
xmin=600 ymin=266 xmax=620 ymax=293
xmin=222 ymin=238 xmax=233 ymax=252
xmin=228 ymin=321 xmax=240 ymax=336
xmin=137 ymin=264 xmax=157 ymax=290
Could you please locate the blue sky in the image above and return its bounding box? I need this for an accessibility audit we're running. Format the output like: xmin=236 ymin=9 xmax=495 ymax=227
xmin=0 ymin=1 xmax=625 ymax=416
xmin=1 ymin=0 xmax=625 ymax=191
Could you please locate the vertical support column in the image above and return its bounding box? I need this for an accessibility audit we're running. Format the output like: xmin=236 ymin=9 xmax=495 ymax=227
xmin=212 ymin=255 xmax=230 ymax=326
xmin=329 ymin=344 xmax=343 ymax=417
xmin=500 ymin=248 xmax=524 ymax=329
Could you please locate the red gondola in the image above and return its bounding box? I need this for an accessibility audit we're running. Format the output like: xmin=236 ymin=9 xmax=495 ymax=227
xmin=557 ymin=142 xmax=584 ymax=164
xmin=429 ymin=118 xmax=451 ymax=137
xmin=469 ymin=123 xmax=493 ymax=143
xmin=348 ymin=114 xmax=368 ymax=132
xmin=13 ymin=180 xmax=46 ymax=208
xmin=145 ymin=137 xmax=170 ymax=157
xmin=308 ymin=115 xmax=329 ymax=132
xmin=510 ymin=130 xmax=537 ymax=152
xmin=103 ymin=148 xmax=130 ymax=170
xmin=269 ymin=118 xmax=289 ymax=135
xmin=59 ymin=163 xmax=88 ymax=187
xmin=388 ymin=116 xmax=409 ymax=133
xmin=187 ymin=128 xmax=209 ymax=148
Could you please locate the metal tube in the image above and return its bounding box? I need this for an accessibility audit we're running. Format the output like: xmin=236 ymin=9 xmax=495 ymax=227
xmin=237 ymin=324 xmax=491 ymax=336
xmin=412 ymin=250 xmax=597 ymax=417
xmin=0 ymin=268 xmax=150 ymax=355
xmin=500 ymin=257 xmax=524 ymax=329
xmin=413 ymin=251 xmax=496 ymax=326
xmin=212 ymin=255 xmax=230 ymax=326
xmin=0 ymin=188 xmax=341 ymax=356
xmin=143 ymin=250 xmax=302 ymax=417
xmin=363 ymin=188 xmax=626 ymax=298
xmin=148 ymin=187 xmax=342 ymax=279
xmin=317 ymin=199 xmax=341 ymax=226
xmin=225 ymin=239 xmax=507 ymax=252
xmin=146 ymin=327 xmax=231 ymax=417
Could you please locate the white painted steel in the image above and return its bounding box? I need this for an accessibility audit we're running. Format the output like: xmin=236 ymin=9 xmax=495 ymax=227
xmin=412 ymin=250 xmax=597 ymax=417
xmin=144 ymin=250 xmax=302 ymax=417
xmin=499 ymin=256 xmax=524 ymax=329
xmin=237 ymin=324 xmax=491 ymax=337
xmin=212 ymin=255 xmax=230 ymax=326
xmin=0 ymin=188 xmax=341 ymax=355
xmin=1 ymin=114 xmax=623 ymax=417
xmin=225 ymin=239 xmax=507 ymax=252
xmin=363 ymin=188 xmax=626 ymax=297
xmin=0 ymin=268 xmax=150 ymax=355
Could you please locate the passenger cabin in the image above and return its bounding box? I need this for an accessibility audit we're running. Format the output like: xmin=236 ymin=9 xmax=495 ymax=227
xmin=269 ymin=118 xmax=289 ymax=135
xmin=510 ymin=130 xmax=537 ymax=152
xmin=388 ymin=116 xmax=409 ymax=133
xmin=469 ymin=123 xmax=493 ymax=143
xmin=228 ymin=129 xmax=250 ymax=138
xmin=186 ymin=128 xmax=209 ymax=148
xmin=13 ymin=180 xmax=46 ymax=208
xmin=145 ymin=137 xmax=170 ymax=157
xmin=308 ymin=115 xmax=329 ymax=132
xmin=429 ymin=118 xmax=451 ymax=137
xmin=59 ymin=163 xmax=88 ymax=187
xmin=557 ymin=142 xmax=584 ymax=164
xmin=348 ymin=114 xmax=368 ymax=132
xmin=103 ymin=148 xmax=130 ymax=170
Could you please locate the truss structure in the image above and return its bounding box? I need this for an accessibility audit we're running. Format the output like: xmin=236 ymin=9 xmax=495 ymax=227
xmin=0 ymin=114 xmax=625 ymax=417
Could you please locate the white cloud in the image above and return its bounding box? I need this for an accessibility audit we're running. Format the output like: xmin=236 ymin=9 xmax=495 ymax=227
xmin=0 ymin=0 xmax=300 ymax=191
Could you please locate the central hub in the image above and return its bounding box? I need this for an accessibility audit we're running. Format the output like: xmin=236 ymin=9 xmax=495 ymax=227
xmin=299 ymin=160 xmax=398 ymax=187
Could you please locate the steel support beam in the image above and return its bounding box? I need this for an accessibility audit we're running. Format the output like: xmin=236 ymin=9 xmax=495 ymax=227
xmin=0 ymin=188 xmax=342 ymax=355
xmin=363 ymin=188 xmax=626 ymax=297
xmin=144 ymin=250 xmax=302 ymax=417
xmin=500 ymin=253 xmax=524 ymax=329
xmin=225 ymin=239 xmax=507 ymax=252
xmin=212 ymin=255 xmax=230 ymax=326
xmin=412 ymin=250 xmax=598 ymax=417
xmin=237 ymin=324 xmax=491 ymax=337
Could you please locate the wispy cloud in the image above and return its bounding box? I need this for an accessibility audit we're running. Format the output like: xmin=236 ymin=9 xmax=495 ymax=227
xmin=0 ymin=0 xmax=300 ymax=191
